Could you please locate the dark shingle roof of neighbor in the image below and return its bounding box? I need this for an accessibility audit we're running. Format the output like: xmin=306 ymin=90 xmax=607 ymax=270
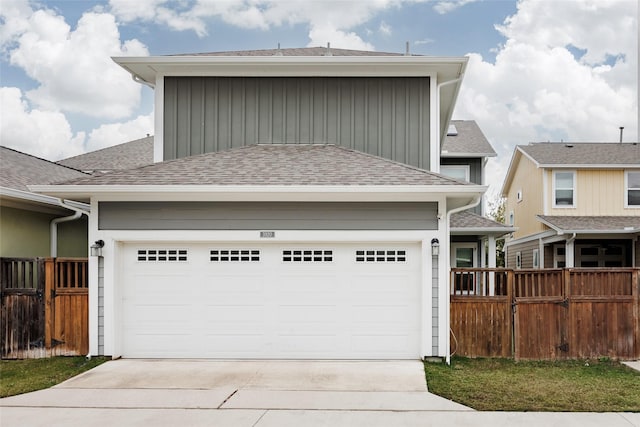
xmin=442 ymin=120 xmax=497 ymax=157
xmin=61 ymin=144 xmax=471 ymax=187
xmin=450 ymin=210 xmax=513 ymax=230
xmin=519 ymin=142 xmax=640 ymax=165
xmin=537 ymin=216 xmax=640 ymax=232
xmin=0 ymin=146 xmax=88 ymax=192
xmin=171 ymin=47 xmax=409 ymax=57
xmin=57 ymin=136 xmax=154 ymax=173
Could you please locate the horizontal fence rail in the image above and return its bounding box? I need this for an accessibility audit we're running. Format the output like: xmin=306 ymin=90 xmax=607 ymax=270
xmin=450 ymin=267 xmax=640 ymax=361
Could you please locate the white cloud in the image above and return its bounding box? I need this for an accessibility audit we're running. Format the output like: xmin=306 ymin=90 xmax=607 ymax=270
xmin=433 ymin=0 xmax=478 ymax=15
xmin=0 ymin=87 xmax=85 ymax=160
xmin=85 ymin=113 xmax=154 ymax=152
xmin=3 ymin=5 xmax=149 ymax=119
xmin=379 ymin=21 xmax=392 ymax=36
xmin=108 ymin=0 xmax=397 ymax=49
xmin=454 ymin=0 xmax=638 ymax=193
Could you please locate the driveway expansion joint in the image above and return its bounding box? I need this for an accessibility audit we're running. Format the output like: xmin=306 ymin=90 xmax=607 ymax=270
xmin=218 ymin=389 xmax=239 ymax=409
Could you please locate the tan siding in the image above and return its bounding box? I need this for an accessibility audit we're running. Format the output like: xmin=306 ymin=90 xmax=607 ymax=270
xmin=548 ymin=169 xmax=640 ymax=216
xmin=506 ymin=240 xmax=540 ymax=269
xmin=505 ymin=154 xmax=545 ymax=239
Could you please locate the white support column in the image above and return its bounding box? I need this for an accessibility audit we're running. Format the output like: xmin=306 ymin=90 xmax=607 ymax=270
xmin=488 ymin=235 xmax=496 ymax=296
xmin=566 ymin=239 xmax=575 ymax=268
xmin=88 ymin=198 xmax=99 ymax=356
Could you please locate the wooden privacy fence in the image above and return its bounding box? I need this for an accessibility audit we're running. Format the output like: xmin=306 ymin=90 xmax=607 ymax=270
xmin=1 ymin=257 xmax=88 ymax=359
xmin=450 ymin=268 xmax=640 ymax=360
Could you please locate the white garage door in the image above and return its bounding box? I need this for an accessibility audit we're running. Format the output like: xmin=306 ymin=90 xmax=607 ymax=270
xmin=121 ymin=242 xmax=423 ymax=359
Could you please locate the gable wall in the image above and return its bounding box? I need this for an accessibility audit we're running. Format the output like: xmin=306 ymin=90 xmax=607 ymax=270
xmin=163 ymin=77 xmax=431 ymax=169
xmin=545 ymin=169 xmax=640 ymax=216
xmin=505 ymin=154 xmax=545 ymax=239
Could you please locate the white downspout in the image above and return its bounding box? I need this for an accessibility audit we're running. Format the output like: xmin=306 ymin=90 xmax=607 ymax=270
xmin=50 ymin=200 xmax=90 ymax=257
xmin=445 ymin=194 xmax=482 ymax=365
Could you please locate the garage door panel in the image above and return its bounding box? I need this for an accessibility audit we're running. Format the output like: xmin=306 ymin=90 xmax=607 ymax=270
xmin=122 ymin=242 xmax=422 ymax=359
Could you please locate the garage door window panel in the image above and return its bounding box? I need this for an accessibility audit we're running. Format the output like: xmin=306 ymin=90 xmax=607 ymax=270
xmin=356 ymin=249 xmax=406 ymax=262
xmin=210 ymin=249 xmax=260 ymax=262
xmin=283 ymin=249 xmax=333 ymax=262
xmin=137 ymin=249 xmax=188 ymax=262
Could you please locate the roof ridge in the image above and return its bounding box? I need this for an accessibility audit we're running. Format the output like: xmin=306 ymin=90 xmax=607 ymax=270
xmin=330 ymin=144 xmax=471 ymax=185
xmin=58 ymin=136 xmax=152 ymax=162
xmin=0 ymin=145 xmax=89 ymax=176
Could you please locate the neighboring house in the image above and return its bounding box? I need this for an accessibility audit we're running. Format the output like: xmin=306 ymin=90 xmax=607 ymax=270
xmin=0 ymin=147 xmax=90 ymax=258
xmin=57 ymin=136 xmax=154 ymax=174
xmin=441 ymin=120 xmax=515 ymax=272
xmin=501 ymin=142 xmax=640 ymax=269
xmin=34 ymin=47 xmax=488 ymax=361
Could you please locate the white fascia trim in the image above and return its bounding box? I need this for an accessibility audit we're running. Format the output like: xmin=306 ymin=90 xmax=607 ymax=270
xmin=504 ymin=230 xmax=557 ymax=247
xmin=440 ymin=152 xmax=497 ymax=158
xmin=538 ymin=164 xmax=640 ymax=169
xmin=1 ymin=186 xmax=90 ymax=211
xmin=31 ymin=184 xmax=487 ymax=202
xmin=450 ymin=227 xmax=517 ymax=234
xmin=114 ymin=56 xmax=468 ymax=80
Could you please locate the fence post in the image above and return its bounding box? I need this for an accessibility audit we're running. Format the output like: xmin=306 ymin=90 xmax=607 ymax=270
xmin=633 ymin=269 xmax=639 ymax=359
xmin=44 ymin=258 xmax=55 ymax=350
xmin=507 ymin=269 xmax=516 ymax=359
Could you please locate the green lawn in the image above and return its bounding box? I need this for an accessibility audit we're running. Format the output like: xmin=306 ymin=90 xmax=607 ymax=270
xmin=424 ymin=357 xmax=640 ymax=412
xmin=0 ymin=356 xmax=109 ymax=398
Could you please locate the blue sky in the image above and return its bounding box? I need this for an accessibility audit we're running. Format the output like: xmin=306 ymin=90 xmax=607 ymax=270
xmin=0 ymin=0 xmax=637 ymax=193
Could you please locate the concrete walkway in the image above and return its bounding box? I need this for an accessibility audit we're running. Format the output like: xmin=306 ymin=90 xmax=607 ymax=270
xmin=1 ymin=360 xmax=639 ymax=426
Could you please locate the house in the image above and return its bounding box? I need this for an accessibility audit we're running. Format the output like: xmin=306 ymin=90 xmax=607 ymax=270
xmin=441 ymin=120 xmax=514 ymax=272
xmin=33 ymin=47 xmax=488 ymax=361
xmin=0 ymin=146 xmax=90 ymax=258
xmin=501 ymin=142 xmax=640 ymax=269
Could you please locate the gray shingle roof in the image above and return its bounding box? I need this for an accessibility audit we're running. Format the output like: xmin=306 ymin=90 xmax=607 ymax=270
xmin=61 ymin=144 xmax=469 ymax=186
xmin=519 ymin=142 xmax=640 ymax=166
xmin=537 ymin=215 xmax=640 ymax=232
xmin=0 ymin=146 xmax=88 ymax=192
xmin=451 ymin=210 xmax=514 ymax=230
xmin=172 ymin=47 xmax=408 ymax=57
xmin=442 ymin=120 xmax=496 ymax=157
xmin=57 ymin=136 xmax=154 ymax=173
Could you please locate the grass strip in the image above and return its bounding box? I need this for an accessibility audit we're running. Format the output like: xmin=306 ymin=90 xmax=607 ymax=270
xmin=1 ymin=356 xmax=109 ymax=398
xmin=424 ymin=357 xmax=640 ymax=412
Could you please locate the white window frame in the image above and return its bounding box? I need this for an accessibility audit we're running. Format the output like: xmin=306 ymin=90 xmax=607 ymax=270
xmin=509 ymin=210 xmax=515 ymax=226
xmin=515 ymin=251 xmax=522 ymax=269
xmin=553 ymin=170 xmax=576 ymax=208
xmin=516 ymin=189 xmax=523 ymax=203
xmin=532 ymin=249 xmax=539 ymax=269
xmin=440 ymin=165 xmax=471 ymax=182
xmin=625 ymin=170 xmax=640 ymax=208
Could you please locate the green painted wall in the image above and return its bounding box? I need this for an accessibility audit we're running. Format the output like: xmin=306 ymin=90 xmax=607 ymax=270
xmin=0 ymin=206 xmax=88 ymax=258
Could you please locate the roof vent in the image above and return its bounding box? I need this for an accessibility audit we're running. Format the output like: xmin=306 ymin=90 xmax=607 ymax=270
xmin=274 ymin=43 xmax=283 ymax=56
xmin=447 ymin=125 xmax=458 ymax=136
xmin=324 ymin=42 xmax=332 ymax=56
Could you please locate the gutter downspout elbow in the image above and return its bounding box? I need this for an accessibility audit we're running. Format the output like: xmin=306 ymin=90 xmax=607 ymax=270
xmin=444 ymin=194 xmax=483 ymax=365
xmin=50 ymin=200 xmax=90 ymax=257
xmin=133 ymin=74 xmax=155 ymax=89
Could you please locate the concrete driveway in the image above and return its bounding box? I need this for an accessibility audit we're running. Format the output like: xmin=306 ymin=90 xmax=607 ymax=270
xmin=1 ymin=359 xmax=638 ymax=427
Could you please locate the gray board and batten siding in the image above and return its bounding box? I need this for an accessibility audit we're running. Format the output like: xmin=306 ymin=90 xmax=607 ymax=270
xmin=98 ymin=202 xmax=438 ymax=231
xmin=164 ymin=77 xmax=431 ymax=169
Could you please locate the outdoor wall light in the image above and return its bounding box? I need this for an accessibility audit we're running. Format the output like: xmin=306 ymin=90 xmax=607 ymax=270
xmin=431 ymin=238 xmax=440 ymax=257
xmin=90 ymin=240 xmax=105 ymax=257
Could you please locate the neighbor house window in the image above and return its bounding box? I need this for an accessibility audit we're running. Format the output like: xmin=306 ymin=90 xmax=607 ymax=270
xmin=440 ymin=165 xmax=470 ymax=182
xmin=515 ymin=252 xmax=522 ymax=269
xmin=553 ymin=171 xmax=576 ymax=207
xmin=626 ymin=171 xmax=640 ymax=207
xmin=532 ymin=249 xmax=540 ymax=269
xmin=509 ymin=211 xmax=515 ymax=226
